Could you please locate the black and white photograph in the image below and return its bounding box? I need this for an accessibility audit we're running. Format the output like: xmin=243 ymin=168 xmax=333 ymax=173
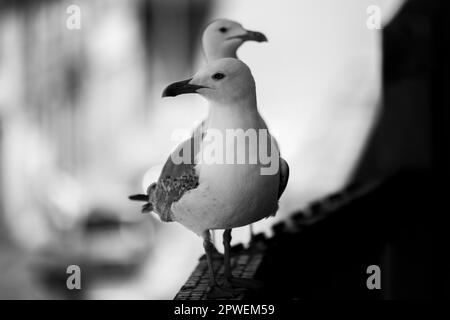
xmin=0 ymin=0 xmax=446 ymax=314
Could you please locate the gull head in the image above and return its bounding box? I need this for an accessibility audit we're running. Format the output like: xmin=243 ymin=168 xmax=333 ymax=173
xmin=162 ymin=58 xmax=256 ymax=106
xmin=202 ymin=19 xmax=267 ymax=61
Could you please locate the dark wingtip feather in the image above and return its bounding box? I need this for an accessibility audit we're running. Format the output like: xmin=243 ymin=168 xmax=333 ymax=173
xmin=129 ymin=194 xmax=148 ymax=201
xmin=141 ymin=203 xmax=153 ymax=213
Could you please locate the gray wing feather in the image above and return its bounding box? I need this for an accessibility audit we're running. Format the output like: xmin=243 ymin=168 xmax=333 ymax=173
xmin=149 ymin=133 xmax=203 ymax=221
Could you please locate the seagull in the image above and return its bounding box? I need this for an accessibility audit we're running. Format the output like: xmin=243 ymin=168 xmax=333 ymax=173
xmin=202 ymin=19 xmax=267 ymax=61
xmin=194 ymin=19 xmax=267 ymax=137
xmin=130 ymin=58 xmax=289 ymax=298
xmin=199 ymin=19 xmax=268 ymax=245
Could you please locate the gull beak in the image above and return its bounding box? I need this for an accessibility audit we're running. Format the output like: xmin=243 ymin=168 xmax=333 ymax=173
xmin=228 ymin=30 xmax=268 ymax=42
xmin=162 ymin=78 xmax=206 ymax=97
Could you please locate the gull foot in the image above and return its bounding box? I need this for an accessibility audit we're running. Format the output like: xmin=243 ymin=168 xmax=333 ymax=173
xmin=207 ymin=285 xmax=235 ymax=299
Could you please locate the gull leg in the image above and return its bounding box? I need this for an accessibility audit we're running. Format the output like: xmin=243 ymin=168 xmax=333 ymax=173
xmin=210 ymin=230 xmax=223 ymax=259
xmin=223 ymin=229 xmax=234 ymax=281
xmin=249 ymin=224 xmax=255 ymax=243
xmin=223 ymin=228 xmax=263 ymax=291
xmin=203 ymin=230 xmax=234 ymax=299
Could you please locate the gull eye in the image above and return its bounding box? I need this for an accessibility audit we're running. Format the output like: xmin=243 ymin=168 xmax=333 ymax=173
xmin=212 ymin=72 xmax=225 ymax=80
xmin=219 ymin=27 xmax=228 ymax=33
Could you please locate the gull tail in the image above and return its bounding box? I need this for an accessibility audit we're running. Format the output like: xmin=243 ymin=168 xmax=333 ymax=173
xmin=128 ymin=194 xmax=154 ymax=214
xmin=129 ymin=183 xmax=157 ymax=214
xmin=141 ymin=202 xmax=153 ymax=213
xmin=129 ymin=194 xmax=148 ymax=201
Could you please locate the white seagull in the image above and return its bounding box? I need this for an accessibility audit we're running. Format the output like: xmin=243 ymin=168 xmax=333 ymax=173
xmin=195 ymin=19 xmax=267 ymax=137
xmin=130 ymin=58 xmax=289 ymax=298
xmin=199 ymin=19 xmax=268 ymax=245
xmin=202 ymin=19 xmax=267 ymax=61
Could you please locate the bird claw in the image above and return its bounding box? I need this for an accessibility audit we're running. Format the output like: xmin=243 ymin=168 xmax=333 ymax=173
xmin=207 ymin=284 xmax=235 ymax=299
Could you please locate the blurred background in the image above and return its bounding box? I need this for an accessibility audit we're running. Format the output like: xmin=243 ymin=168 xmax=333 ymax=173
xmin=0 ymin=0 xmax=421 ymax=299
